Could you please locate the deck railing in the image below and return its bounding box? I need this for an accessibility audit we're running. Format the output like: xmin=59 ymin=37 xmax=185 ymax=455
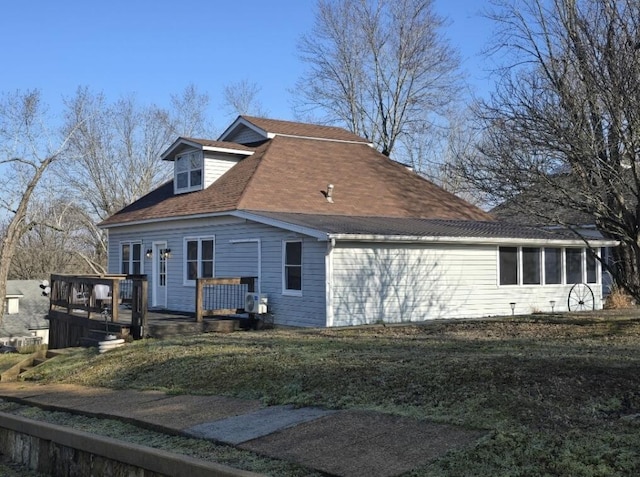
xmin=48 ymin=274 xmax=149 ymax=348
xmin=50 ymin=274 xmax=126 ymax=321
xmin=195 ymin=277 xmax=256 ymax=322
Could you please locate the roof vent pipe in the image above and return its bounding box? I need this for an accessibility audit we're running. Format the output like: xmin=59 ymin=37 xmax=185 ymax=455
xmin=326 ymin=184 xmax=334 ymax=203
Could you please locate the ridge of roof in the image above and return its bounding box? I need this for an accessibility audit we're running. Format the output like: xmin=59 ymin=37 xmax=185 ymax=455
xmin=181 ymin=137 xmax=256 ymax=151
xmin=219 ymin=115 xmax=371 ymax=144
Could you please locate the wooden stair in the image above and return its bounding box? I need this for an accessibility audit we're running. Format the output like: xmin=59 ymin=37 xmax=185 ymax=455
xmin=1 ymin=348 xmax=78 ymax=382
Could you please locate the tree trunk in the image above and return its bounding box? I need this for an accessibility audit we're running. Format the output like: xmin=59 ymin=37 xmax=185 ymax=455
xmin=612 ymin=242 xmax=640 ymax=298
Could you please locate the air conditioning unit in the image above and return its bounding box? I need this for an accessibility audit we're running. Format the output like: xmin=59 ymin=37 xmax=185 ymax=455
xmin=245 ymin=293 xmax=268 ymax=314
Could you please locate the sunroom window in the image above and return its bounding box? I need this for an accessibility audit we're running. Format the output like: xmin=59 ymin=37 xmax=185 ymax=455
xmin=586 ymin=251 xmax=597 ymax=283
xmin=544 ymin=248 xmax=562 ymax=284
xmin=522 ymin=248 xmax=541 ymax=284
xmin=499 ymin=247 xmax=518 ymax=285
xmin=175 ymin=151 xmax=202 ymax=193
xmin=499 ymin=246 xmax=600 ymax=286
xmin=566 ymin=249 xmax=583 ymax=284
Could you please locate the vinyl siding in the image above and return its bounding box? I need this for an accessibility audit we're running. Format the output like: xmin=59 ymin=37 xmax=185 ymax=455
xmin=203 ymin=153 xmax=240 ymax=188
xmin=330 ymin=242 xmax=603 ymax=326
xmin=106 ymin=216 xmax=326 ymax=327
xmin=225 ymin=126 xmax=265 ymax=145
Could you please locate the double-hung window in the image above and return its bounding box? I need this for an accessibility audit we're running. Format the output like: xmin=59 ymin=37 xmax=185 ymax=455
xmin=121 ymin=242 xmax=142 ymax=275
xmin=283 ymin=240 xmax=302 ymax=294
xmin=184 ymin=237 xmax=214 ymax=285
xmin=175 ymin=151 xmax=203 ymax=193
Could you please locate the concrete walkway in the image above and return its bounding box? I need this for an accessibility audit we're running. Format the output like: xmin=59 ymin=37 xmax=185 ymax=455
xmin=0 ymin=382 xmax=486 ymax=477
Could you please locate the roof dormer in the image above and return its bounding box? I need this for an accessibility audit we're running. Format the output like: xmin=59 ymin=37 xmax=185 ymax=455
xmin=161 ymin=137 xmax=255 ymax=195
xmin=219 ymin=115 xmax=373 ymax=146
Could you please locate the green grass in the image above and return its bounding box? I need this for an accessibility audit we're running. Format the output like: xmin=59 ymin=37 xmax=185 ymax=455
xmin=21 ymin=313 xmax=640 ymax=476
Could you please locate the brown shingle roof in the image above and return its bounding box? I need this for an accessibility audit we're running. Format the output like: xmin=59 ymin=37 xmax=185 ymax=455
xmin=100 ymin=133 xmax=492 ymax=227
xmin=240 ymin=116 xmax=371 ymax=144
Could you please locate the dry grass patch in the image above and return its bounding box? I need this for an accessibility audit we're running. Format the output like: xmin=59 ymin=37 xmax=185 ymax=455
xmin=604 ymin=287 xmax=636 ymax=309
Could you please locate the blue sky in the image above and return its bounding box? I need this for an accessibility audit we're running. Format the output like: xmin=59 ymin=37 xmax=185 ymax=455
xmin=0 ymin=0 xmax=495 ymax=126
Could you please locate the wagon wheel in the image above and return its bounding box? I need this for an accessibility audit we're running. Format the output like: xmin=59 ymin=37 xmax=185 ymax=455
xmin=568 ymin=283 xmax=594 ymax=312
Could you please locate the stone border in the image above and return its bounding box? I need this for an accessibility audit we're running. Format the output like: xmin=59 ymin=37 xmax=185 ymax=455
xmin=0 ymin=411 xmax=263 ymax=477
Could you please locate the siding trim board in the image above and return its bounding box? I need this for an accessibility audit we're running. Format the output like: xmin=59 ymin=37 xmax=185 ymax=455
xmin=328 ymin=234 xmax=617 ymax=247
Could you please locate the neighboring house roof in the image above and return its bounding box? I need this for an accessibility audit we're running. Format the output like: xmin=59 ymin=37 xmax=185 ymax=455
xmin=100 ymin=130 xmax=493 ymax=227
xmin=491 ymin=192 xmax=593 ymax=226
xmin=2 ymin=280 xmax=49 ymax=337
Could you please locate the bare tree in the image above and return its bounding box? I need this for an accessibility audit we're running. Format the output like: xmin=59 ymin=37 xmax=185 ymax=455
xmin=61 ymin=88 xmax=174 ymax=221
xmin=0 ymin=90 xmax=80 ymax=320
xmin=222 ymin=79 xmax=268 ymax=118
xmin=9 ymin=194 xmax=98 ymax=279
xmin=295 ymin=0 xmax=461 ymax=158
xmin=167 ymin=84 xmax=215 ymax=138
xmin=455 ymin=0 xmax=640 ymax=296
xmin=58 ymin=86 xmax=214 ymax=271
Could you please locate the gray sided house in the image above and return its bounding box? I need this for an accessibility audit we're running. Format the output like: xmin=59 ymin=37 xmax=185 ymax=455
xmin=3 ymin=280 xmax=49 ymax=345
xmin=99 ymin=116 xmax=617 ymax=327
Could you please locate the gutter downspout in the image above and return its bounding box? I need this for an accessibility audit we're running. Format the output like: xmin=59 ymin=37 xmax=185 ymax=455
xmin=325 ymin=237 xmax=336 ymax=327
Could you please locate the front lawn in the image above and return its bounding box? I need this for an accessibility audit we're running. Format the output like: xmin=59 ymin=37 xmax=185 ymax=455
xmin=25 ymin=313 xmax=640 ymax=476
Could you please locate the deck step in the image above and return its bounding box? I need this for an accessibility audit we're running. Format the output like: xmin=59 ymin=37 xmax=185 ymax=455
xmin=79 ymin=337 xmax=101 ymax=348
xmin=146 ymin=318 xmax=243 ymax=339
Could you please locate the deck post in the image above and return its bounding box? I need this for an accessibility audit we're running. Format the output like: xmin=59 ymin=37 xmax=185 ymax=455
xmin=111 ymin=279 xmax=120 ymax=322
xmin=131 ymin=277 xmax=148 ymax=339
xmin=195 ymin=278 xmax=203 ymax=322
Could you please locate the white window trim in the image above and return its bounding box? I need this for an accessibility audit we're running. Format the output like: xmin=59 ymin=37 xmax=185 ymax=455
xmin=183 ymin=236 xmax=215 ymax=286
xmin=282 ymin=239 xmax=303 ymax=296
xmin=120 ymin=241 xmax=143 ymax=275
xmin=174 ymin=150 xmax=203 ymax=194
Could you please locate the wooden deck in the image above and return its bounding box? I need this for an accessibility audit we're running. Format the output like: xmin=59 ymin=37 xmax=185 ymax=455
xmin=50 ymin=307 xmax=253 ymax=348
xmin=46 ymin=274 xmax=260 ymax=349
xmin=133 ymin=309 xmax=254 ymax=339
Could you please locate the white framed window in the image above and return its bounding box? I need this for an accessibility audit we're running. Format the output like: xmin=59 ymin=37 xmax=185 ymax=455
xmin=121 ymin=242 xmax=142 ymax=275
xmin=283 ymin=240 xmax=302 ymax=295
xmin=175 ymin=151 xmax=203 ymax=193
xmin=184 ymin=237 xmax=214 ymax=285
